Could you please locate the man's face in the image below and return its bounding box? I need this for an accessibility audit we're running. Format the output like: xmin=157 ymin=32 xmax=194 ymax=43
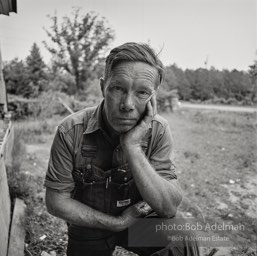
xmin=102 ymin=61 xmax=158 ymax=134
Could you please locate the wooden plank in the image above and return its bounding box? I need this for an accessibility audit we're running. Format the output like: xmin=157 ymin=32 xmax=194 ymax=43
xmin=8 ymin=198 xmax=26 ymax=256
xmin=0 ymin=120 xmax=12 ymax=161
xmin=58 ymin=97 xmax=74 ymax=114
xmin=0 ymin=0 xmax=10 ymax=15
xmin=3 ymin=121 xmax=14 ymax=166
xmin=10 ymin=0 xmax=17 ymax=13
xmin=0 ymin=48 xmax=8 ymax=112
xmin=0 ymin=0 xmax=16 ymax=14
xmin=0 ymin=120 xmax=13 ymax=256
xmin=0 ymin=157 xmax=11 ymax=256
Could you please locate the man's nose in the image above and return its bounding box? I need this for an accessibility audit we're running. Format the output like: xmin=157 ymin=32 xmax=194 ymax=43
xmin=120 ymin=93 xmax=135 ymax=111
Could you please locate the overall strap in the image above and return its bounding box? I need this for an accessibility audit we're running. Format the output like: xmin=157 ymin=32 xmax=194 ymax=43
xmin=81 ymin=109 xmax=98 ymax=167
xmin=72 ymin=109 xmax=98 ymax=188
xmin=81 ymin=132 xmax=98 ymax=167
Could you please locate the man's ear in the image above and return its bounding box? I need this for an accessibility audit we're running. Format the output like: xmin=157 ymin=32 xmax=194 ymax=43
xmin=100 ymin=78 xmax=105 ymax=97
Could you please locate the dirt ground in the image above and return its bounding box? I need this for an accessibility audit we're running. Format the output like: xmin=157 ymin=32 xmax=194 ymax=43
xmin=163 ymin=109 xmax=257 ymax=256
xmin=16 ymin=108 xmax=257 ymax=256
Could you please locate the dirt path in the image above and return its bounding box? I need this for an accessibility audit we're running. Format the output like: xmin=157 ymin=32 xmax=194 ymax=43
xmin=20 ymin=130 xmax=68 ymax=255
xmin=180 ymin=102 xmax=257 ymax=113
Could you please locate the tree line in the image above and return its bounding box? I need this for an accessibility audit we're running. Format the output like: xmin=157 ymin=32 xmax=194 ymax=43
xmin=3 ymin=8 xmax=257 ymax=106
xmin=163 ymin=64 xmax=256 ymax=105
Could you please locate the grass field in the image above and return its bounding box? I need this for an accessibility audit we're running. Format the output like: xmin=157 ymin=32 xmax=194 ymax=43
xmin=9 ymin=108 xmax=257 ymax=256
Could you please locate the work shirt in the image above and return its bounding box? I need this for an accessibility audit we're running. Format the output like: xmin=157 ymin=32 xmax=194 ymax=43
xmin=44 ymin=100 xmax=177 ymax=194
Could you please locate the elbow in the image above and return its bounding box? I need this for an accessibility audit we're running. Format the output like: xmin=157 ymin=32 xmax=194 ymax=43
xmin=160 ymin=206 xmax=177 ymax=218
xmin=175 ymin=190 xmax=183 ymax=208
xmin=159 ymin=179 xmax=183 ymax=218
xmin=160 ymin=192 xmax=183 ymax=218
xmin=45 ymin=189 xmax=63 ymax=217
xmin=45 ymin=193 xmax=56 ymax=216
xmin=45 ymin=200 xmax=54 ymax=216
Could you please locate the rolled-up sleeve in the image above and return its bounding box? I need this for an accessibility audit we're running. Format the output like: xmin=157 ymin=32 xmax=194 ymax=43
xmin=149 ymin=123 xmax=177 ymax=180
xmin=44 ymin=125 xmax=75 ymax=193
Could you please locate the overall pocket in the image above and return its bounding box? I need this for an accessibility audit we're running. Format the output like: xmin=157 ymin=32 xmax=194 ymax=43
xmin=107 ymin=166 xmax=142 ymax=216
xmin=72 ymin=166 xmax=107 ymax=212
xmin=81 ymin=180 xmax=106 ymax=211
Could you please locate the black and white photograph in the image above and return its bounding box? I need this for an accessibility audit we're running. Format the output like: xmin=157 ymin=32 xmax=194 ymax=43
xmin=0 ymin=0 xmax=256 ymax=255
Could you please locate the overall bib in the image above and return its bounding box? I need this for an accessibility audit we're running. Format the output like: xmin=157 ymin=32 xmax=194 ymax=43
xmin=67 ymin=129 xmax=146 ymax=255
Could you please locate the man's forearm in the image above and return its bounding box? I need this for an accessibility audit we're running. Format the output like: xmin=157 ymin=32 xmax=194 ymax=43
xmin=125 ymin=146 xmax=182 ymax=217
xmin=46 ymin=189 xmax=124 ymax=232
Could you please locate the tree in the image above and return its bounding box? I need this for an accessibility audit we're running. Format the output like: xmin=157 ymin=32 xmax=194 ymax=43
xmin=26 ymin=43 xmax=47 ymax=94
xmin=208 ymin=67 xmax=226 ymax=100
xmin=3 ymin=58 xmax=30 ymax=96
xmin=249 ymin=56 xmax=257 ymax=103
xmin=170 ymin=64 xmax=191 ymax=100
xmin=164 ymin=66 xmax=179 ymax=90
xmin=185 ymin=68 xmax=212 ymax=100
xmin=43 ymin=8 xmax=115 ymax=92
xmin=4 ymin=44 xmax=48 ymax=98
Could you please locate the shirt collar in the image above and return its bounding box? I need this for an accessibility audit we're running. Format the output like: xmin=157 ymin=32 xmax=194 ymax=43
xmin=83 ymin=100 xmax=105 ymax=135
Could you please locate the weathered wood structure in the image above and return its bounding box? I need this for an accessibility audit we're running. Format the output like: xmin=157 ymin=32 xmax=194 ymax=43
xmin=0 ymin=66 xmax=26 ymax=256
xmin=0 ymin=48 xmax=8 ymax=115
xmin=0 ymin=0 xmax=17 ymax=15
xmin=0 ymin=118 xmax=26 ymax=256
xmin=0 ymin=119 xmax=13 ymax=256
xmin=0 ymin=3 xmax=26 ymax=251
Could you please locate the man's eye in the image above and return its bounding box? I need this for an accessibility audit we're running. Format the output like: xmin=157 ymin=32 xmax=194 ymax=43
xmin=137 ymin=91 xmax=150 ymax=99
xmin=113 ymin=86 xmax=123 ymax=91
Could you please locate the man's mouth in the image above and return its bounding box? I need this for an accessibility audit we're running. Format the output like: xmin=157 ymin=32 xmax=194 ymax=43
xmin=116 ymin=118 xmax=137 ymax=124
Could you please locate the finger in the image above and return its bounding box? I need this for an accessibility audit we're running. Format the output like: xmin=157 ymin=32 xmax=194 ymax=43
xmin=136 ymin=202 xmax=152 ymax=216
xmin=146 ymin=100 xmax=154 ymax=117
xmin=135 ymin=201 xmax=145 ymax=207
xmin=150 ymin=93 xmax=157 ymax=116
xmin=140 ymin=101 xmax=153 ymax=126
xmin=133 ymin=201 xmax=147 ymax=215
xmin=143 ymin=202 xmax=152 ymax=212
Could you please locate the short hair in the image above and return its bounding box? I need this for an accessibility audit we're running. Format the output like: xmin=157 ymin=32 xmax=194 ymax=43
xmin=104 ymin=42 xmax=164 ymax=87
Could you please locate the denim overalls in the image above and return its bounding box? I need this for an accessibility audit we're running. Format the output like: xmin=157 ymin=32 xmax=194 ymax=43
xmin=66 ymin=119 xmax=200 ymax=256
xmin=68 ymin=124 xmax=150 ymax=244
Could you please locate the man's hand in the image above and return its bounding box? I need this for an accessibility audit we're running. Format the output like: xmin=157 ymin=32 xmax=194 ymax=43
xmin=120 ymin=94 xmax=157 ymax=150
xmin=118 ymin=201 xmax=153 ymax=231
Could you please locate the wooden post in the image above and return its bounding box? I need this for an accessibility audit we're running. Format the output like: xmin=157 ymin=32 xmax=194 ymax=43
xmin=0 ymin=48 xmax=8 ymax=114
xmin=8 ymin=198 xmax=27 ymax=256
xmin=0 ymin=150 xmax=11 ymax=256
xmin=58 ymin=96 xmax=74 ymax=114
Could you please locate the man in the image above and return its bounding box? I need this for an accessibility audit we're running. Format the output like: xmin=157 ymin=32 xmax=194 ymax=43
xmin=45 ymin=42 xmax=199 ymax=256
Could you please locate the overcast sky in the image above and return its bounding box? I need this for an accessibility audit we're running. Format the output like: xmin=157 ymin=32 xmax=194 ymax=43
xmin=0 ymin=0 xmax=256 ymax=71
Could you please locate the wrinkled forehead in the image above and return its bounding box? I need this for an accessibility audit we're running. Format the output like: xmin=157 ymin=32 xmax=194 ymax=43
xmin=107 ymin=61 xmax=159 ymax=88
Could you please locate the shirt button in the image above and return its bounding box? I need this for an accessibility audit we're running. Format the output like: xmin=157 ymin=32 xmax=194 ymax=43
xmin=124 ymin=177 xmax=128 ymax=181
xmin=86 ymin=164 xmax=91 ymax=169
